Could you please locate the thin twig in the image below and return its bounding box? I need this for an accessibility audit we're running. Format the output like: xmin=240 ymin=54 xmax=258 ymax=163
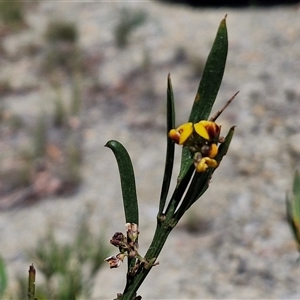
xmin=209 ymin=91 xmax=239 ymax=122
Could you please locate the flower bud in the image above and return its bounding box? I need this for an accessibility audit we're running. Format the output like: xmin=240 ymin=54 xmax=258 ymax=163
xmin=104 ymin=255 xmax=122 ymax=269
xmin=125 ymin=223 xmax=139 ymax=242
xmin=110 ymin=232 xmax=127 ymax=248
xmin=195 ymin=157 xmax=218 ymax=172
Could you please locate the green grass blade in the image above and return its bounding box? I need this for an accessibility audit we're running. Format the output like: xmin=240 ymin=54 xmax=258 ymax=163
xmin=105 ymin=140 xmax=139 ymax=225
xmin=291 ymin=171 xmax=300 ymax=248
xmin=159 ymin=74 xmax=175 ymax=214
xmin=286 ymin=196 xmax=300 ymax=253
xmin=286 ymin=196 xmax=298 ymax=244
xmin=293 ymin=171 xmax=300 ymax=195
xmin=0 ymin=256 xmax=7 ymax=299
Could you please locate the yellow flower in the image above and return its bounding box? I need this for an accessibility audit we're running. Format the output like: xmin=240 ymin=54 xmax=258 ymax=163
xmin=200 ymin=143 xmax=218 ymax=159
xmin=193 ymin=122 xmax=210 ymax=140
xmin=169 ymin=120 xmax=222 ymax=172
xmin=196 ymin=120 xmax=220 ymax=141
xmin=168 ymin=122 xmax=193 ymax=145
xmin=194 ymin=156 xmax=218 ymax=173
xmin=169 ymin=120 xmax=221 ymax=145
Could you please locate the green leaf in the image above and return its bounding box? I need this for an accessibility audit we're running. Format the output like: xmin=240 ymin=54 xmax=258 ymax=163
xmin=189 ymin=15 xmax=228 ymax=123
xmin=164 ymin=164 xmax=195 ymax=217
xmin=286 ymin=197 xmax=297 ymax=243
xmin=215 ymin=126 xmax=235 ymax=163
xmin=293 ymin=171 xmax=300 ymax=195
xmin=286 ymin=195 xmax=300 ymax=252
xmin=174 ymin=171 xmax=210 ymax=221
xmin=178 ymin=15 xmax=228 ymax=181
xmin=0 ymin=256 xmax=7 ymax=299
xmin=289 ymin=171 xmax=300 ymax=250
xmin=159 ymin=74 xmax=175 ymax=214
xmin=105 ymin=140 xmax=139 ymax=225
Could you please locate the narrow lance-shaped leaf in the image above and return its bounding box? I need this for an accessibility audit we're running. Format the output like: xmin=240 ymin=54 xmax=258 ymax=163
xmin=164 ymin=164 xmax=195 ymax=218
xmin=159 ymin=74 xmax=175 ymax=214
xmin=106 ymin=140 xmax=139 ymax=275
xmin=286 ymin=196 xmax=300 ymax=251
xmin=174 ymin=171 xmax=210 ymax=221
xmin=293 ymin=171 xmax=300 ymax=195
xmin=215 ymin=126 xmax=235 ymax=163
xmin=105 ymin=140 xmax=139 ymax=225
xmin=189 ymin=15 xmax=228 ymax=123
xmin=179 ymin=15 xmax=228 ymax=181
xmin=286 ymin=171 xmax=300 ymax=253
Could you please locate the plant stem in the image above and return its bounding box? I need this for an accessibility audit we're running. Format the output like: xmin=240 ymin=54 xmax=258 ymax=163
xmin=28 ymin=264 xmax=36 ymax=300
xmin=121 ymin=218 xmax=175 ymax=300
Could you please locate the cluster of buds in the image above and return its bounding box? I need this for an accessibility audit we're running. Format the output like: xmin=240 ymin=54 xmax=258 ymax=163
xmin=105 ymin=223 xmax=140 ymax=269
xmin=169 ymin=120 xmax=222 ymax=172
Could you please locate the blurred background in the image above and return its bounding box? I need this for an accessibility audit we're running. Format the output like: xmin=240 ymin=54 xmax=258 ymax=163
xmin=161 ymin=0 xmax=299 ymax=6
xmin=0 ymin=0 xmax=300 ymax=299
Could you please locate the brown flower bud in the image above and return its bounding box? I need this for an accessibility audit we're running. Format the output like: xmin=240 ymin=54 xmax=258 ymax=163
xmin=110 ymin=232 xmax=126 ymax=247
xmin=104 ymin=255 xmax=122 ymax=269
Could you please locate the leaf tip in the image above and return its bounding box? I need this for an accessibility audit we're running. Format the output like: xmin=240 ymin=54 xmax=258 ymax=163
xmin=104 ymin=141 xmax=111 ymax=148
xmin=221 ymin=14 xmax=228 ymax=27
xmin=104 ymin=140 xmax=117 ymax=149
xmin=167 ymin=73 xmax=172 ymax=86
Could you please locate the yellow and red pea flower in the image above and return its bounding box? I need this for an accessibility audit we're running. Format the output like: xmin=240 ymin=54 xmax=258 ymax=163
xmin=168 ymin=120 xmax=222 ymax=172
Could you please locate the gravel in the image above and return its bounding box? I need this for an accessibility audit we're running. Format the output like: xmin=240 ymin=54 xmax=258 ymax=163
xmin=1 ymin=1 xmax=300 ymax=299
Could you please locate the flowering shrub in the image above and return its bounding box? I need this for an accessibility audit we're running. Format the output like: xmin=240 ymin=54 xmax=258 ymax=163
xmin=105 ymin=16 xmax=238 ymax=300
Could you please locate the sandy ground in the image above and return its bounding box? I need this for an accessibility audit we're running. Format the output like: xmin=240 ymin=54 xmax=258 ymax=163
xmin=1 ymin=1 xmax=300 ymax=299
